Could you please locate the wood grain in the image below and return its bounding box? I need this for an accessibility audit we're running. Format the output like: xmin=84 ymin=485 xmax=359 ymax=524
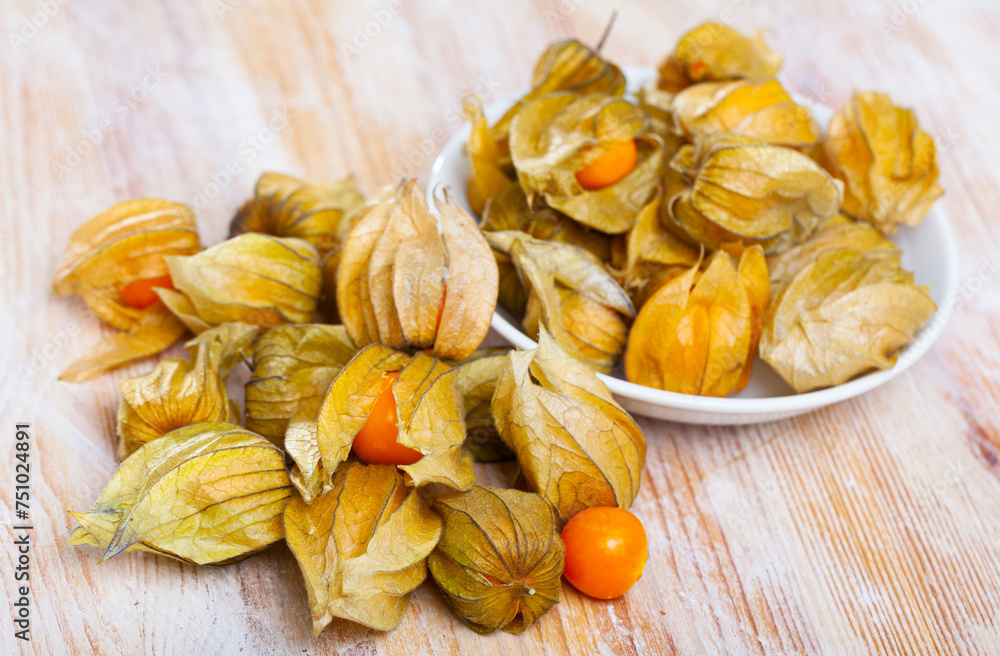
xmin=2 ymin=0 xmax=999 ymax=654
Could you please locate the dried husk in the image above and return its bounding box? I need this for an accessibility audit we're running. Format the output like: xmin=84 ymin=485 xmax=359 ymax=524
xmin=509 ymin=92 xmax=663 ymax=234
xmin=156 ymin=233 xmax=322 ymax=333
xmin=230 ymin=172 xmax=364 ymax=255
xmin=670 ymin=78 xmax=821 ymax=148
xmin=464 ymin=97 xmax=515 ymax=216
xmin=58 ymin=303 xmax=189 ymax=382
xmin=766 ymin=213 xmax=899 ymax=293
xmin=318 ymin=184 xmax=399 ymax=324
xmin=625 ymin=246 xmax=770 ymax=396
xmin=824 ymin=91 xmax=944 ymax=234
xmin=53 ymin=199 xmax=202 ymax=329
xmin=117 ymin=322 xmax=257 ymax=458
xmin=337 ymin=180 xmax=499 ymax=360
xmin=636 ymin=85 xmax=713 ymax=165
xmin=657 ymin=22 xmax=782 ymax=93
xmin=635 ymin=84 xmax=680 ymax=142
xmin=283 ymin=461 xmax=442 ymax=634
xmin=481 ymin=184 xmax=613 ymax=262
xmin=68 ymin=422 xmax=291 ymax=565
xmin=451 ymin=350 xmax=513 ymax=462
xmin=492 ymin=327 xmax=646 ymax=523
xmin=52 ymin=199 xmax=202 ymax=380
xmin=464 ymin=402 xmax=513 ymax=462
xmin=318 ymin=248 xmax=343 ymax=323
xmin=290 ymin=345 xmax=478 ymax=501
xmin=244 ymin=324 xmax=358 ymax=445
xmin=490 ymin=39 xmax=625 ymax=147
xmin=481 ymin=185 xmax=613 ymax=319
xmin=760 ymin=248 xmax=936 ymax=392
xmin=485 ymin=231 xmax=634 ymax=373
xmin=429 ymin=486 xmax=564 ymax=634
xmin=612 ymin=187 xmax=702 ymax=308
xmin=665 ymin=133 xmax=843 ymax=253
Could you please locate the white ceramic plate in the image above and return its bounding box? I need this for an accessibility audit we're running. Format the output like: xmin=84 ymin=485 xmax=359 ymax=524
xmin=427 ymin=67 xmax=958 ymax=424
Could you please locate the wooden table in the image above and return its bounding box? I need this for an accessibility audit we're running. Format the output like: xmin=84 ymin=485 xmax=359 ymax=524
xmin=3 ymin=0 xmax=999 ymax=653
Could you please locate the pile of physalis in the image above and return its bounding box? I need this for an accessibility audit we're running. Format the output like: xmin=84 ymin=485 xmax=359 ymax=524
xmin=60 ymin=173 xmax=650 ymax=636
xmin=467 ymin=20 xmax=942 ymax=396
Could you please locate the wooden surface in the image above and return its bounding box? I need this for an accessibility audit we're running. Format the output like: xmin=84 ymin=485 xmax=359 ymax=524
xmin=3 ymin=0 xmax=1000 ymax=654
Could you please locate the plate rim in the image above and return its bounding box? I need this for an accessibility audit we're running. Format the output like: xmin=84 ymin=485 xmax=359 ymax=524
xmin=427 ymin=66 xmax=959 ymax=419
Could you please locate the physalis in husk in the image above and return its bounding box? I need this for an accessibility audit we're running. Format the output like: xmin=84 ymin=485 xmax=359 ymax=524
xmin=337 ymin=179 xmax=499 ymax=361
xmin=509 ymin=92 xmax=663 ymax=234
xmin=116 ymin=322 xmax=257 ymax=458
xmin=429 ymin=486 xmax=564 ymax=634
xmin=464 ymin=97 xmax=516 ymax=216
xmin=230 ymin=171 xmax=365 ymax=255
xmin=669 ymin=78 xmax=821 ymax=148
xmin=625 ymin=245 xmax=770 ymax=397
xmin=451 ymin=349 xmax=514 ymax=463
xmin=465 ymin=37 xmax=626 ymax=216
xmin=69 ymin=422 xmax=291 ymax=565
xmin=656 ymin=22 xmax=782 ymax=93
xmin=760 ymin=248 xmax=936 ymax=392
xmin=823 ymin=90 xmax=944 ymax=235
xmin=664 ymin=133 xmax=843 ymax=253
xmin=480 ymin=184 xmax=613 ymax=262
xmin=156 ymin=232 xmax=322 ymax=333
xmin=288 ymin=344 xmax=492 ymax=501
xmin=612 ymin=187 xmax=702 ymax=309
xmin=485 ymin=230 xmax=635 ymax=374
xmin=492 ymin=327 xmax=646 ymax=524
xmin=481 ymin=184 xmax=613 ymax=318
xmin=243 ymin=323 xmax=359 ymax=446
xmin=766 ymin=213 xmax=900 ymax=293
xmin=283 ymin=461 xmax=442 ymax=634
xmin=489 ymin=38 xmax=626 ymax=151
xmin=52 ymin=199 xmax=201 ymax=381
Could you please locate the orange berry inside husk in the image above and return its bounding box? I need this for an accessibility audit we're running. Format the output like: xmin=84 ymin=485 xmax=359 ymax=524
xmin=117 ymin=274 xmax=174 ymax=309
xmin=352 ymin=371 xmax=423 ymax=466
xmin=575 ymin=139 xmax=638 ymax=191
xmin=561 ymin=506 xmax=647 ymax=600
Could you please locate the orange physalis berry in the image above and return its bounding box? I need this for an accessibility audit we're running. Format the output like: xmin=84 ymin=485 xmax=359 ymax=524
xmin=561 ymin=506 xmax=647 ymax=599
xmin=575 ymin=139 xmax=638 ymax=191
xmin=352 ymin=371 xmax=423 ymax=466
xmin=689 ymin=59 xmax=709 ymax=80
xmin=117 ymin=274 xmax=174 ymax=309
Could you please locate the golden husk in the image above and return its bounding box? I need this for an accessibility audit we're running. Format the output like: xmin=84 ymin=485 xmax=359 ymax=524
xmin=492 ymin=327 xmax=646 ymax=523
xmin=509 ymin=92 xmax=663 ymax=234
xmin=157 ymin=232 xmax=322 ymax=333
xmin=336 ymin=179 xmax=498 ymax=360
xmin=625 ymin=246 xmax=770 ymax=396
xmin=657 ymin=22 xmax=782 ymax=93
xmin=69 ymin=422 xmax=291 ymax=565
xmin=665 ymin=133 xmax=843 ymax=253
xmin=230 ymin=172 xmax=364 ymax=255
xmin=760 ymin=248 xmax=936 ymax=392
xmin=429 ymin=486 xmax=564 ymax=634
xmin=824 ymin=91 xmax=943 ymax=234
